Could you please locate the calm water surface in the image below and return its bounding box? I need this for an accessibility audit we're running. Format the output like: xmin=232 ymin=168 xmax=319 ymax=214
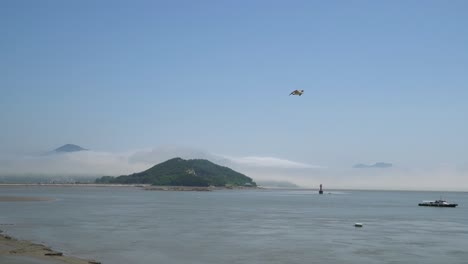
xmin=1 ymin=186 xmax=467 ymax=264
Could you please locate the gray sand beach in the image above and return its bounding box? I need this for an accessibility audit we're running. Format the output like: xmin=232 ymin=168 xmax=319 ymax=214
xmin=0 ymin=234 xmax=99 ymax=264
xmin=0 ymin=194 xmax=99 ymax=264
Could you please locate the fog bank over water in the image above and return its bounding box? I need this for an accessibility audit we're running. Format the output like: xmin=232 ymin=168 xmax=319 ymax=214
xmin=246 ymin=166 xmax=468 ymax=191
xmin=0 ymin=146 xmax=466 ymax=191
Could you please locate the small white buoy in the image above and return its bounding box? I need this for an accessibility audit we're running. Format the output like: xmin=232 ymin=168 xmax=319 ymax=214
xmin=354 ymin=223 xmax=363 ymax=227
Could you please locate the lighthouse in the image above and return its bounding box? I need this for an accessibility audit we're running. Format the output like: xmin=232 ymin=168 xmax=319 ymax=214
xmin=319 ymin=184 xmax=323 ymax=195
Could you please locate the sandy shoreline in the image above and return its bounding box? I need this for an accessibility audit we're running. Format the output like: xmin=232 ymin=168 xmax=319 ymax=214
xmin=0 ymin=183 xmax=261 ymax=191
xmin=0 ymin=233 xmax=100 ymax=264
xmin=0 ymin=196 xmax=54 ymax=202
xmin=0 ymin=183 xmax=149 ymax=187
xmin=143 ymin=185 xmax=262 ymax=191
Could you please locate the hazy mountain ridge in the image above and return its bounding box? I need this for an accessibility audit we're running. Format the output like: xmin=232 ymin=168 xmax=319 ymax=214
xmin=54 ymin=144 xmax=88 ymax=153
xmin=353 ymin=162 xmax=393 ymax=169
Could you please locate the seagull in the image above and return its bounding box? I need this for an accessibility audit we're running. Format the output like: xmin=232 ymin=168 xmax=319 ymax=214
xmin=289 ymin=89 xmax=304 ymax=96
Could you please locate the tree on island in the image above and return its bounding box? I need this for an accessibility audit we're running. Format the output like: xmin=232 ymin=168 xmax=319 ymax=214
xmin=95 ymin=157 xmax=256 ymax=187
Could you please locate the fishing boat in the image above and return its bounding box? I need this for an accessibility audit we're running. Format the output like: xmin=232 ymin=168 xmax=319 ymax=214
xmin=418 ymin=200 xmax=458 ymax=207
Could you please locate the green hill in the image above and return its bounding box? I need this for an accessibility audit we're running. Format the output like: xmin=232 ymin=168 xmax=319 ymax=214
xmin=95 ymin=157 xmax=256 ymax=187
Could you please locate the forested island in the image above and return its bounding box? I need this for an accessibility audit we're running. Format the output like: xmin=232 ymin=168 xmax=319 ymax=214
xmin=95 ymin=157 xmax=256 ymax=187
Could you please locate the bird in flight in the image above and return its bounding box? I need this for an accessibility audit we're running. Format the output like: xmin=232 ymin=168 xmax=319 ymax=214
xmin=289 ymin=89 xmax=304 ymax=96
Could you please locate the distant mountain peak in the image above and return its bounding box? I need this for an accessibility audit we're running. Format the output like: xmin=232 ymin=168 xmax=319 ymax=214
xmin=353 ymin=162 xmax=392 ymax=169
xmin=54 ymin=144 xmax=88 ymax=153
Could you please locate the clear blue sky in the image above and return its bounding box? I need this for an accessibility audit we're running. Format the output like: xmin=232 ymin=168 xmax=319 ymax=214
xmin=1 ymin=0 xmax=468 ymax=171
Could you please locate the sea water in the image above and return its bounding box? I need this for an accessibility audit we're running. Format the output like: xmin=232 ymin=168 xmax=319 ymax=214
xmin=1 ymin=186 xmax=467 ymax=264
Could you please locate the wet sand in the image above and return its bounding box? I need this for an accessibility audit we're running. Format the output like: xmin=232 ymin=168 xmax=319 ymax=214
xmin=0 ymin=233 xmax=100 ymax=264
